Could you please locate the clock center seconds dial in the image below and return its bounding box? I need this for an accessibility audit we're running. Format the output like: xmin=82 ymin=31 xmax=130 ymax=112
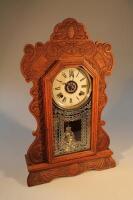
xmin=52 ymin=66 xmax=92 ymax=109
xmin=65 ymin=80 xmax=78 ymax=94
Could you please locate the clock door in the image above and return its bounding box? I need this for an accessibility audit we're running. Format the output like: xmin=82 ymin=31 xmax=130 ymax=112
xmin=52 ymin=66 xmax=92 ymax=156
xmin=42 ymin=60 xmax=99 ymax=163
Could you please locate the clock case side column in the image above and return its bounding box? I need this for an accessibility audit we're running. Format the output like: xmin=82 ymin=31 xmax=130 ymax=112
xmin=21 ymin=43 xmax=49 ymax=167
xmin=85 ymin=42 xmax=116 ymax=164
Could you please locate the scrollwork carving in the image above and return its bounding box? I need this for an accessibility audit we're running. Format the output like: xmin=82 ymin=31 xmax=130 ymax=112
xmin=27 ymin=156 xmax=116 ymax=186
xmin=50 ymin=18 xmax=88 ymax=41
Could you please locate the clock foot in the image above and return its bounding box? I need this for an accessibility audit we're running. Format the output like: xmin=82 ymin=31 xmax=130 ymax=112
xmin=27 ymin=153 xmax=116 ymax=186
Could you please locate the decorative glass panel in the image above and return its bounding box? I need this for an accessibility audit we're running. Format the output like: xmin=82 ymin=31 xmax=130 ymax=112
xmin=53 ymin=95 xmax=92 ymax=156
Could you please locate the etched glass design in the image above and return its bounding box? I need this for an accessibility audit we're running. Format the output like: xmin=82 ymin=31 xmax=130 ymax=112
xmin=53 ymin=96 xmax=92 ymax=156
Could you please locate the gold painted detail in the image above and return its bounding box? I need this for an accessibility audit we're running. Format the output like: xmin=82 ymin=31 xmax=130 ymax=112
xmin=60 ymin=127 xmax=78 ymax=153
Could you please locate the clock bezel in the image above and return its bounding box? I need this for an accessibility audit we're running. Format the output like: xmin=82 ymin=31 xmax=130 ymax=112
xmin=52 ymin=66 xmax=92 ymax=110
xmin=42 ymin=58 xmax=99 ymax=163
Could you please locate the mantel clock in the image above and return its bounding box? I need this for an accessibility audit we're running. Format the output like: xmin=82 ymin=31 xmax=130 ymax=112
xmin=21 ymin=18 xmax=116 ymax=186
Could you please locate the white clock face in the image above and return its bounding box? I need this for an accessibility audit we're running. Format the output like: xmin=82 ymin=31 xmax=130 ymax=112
xmin=52 ymin=66 xmax=92 ymax=109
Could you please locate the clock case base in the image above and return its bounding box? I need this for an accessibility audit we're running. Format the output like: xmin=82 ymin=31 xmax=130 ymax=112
xmin=26 ymin=149 xmax=116 ymax=187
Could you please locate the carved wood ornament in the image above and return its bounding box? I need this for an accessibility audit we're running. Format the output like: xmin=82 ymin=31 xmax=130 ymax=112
xmin=21 ymin=18 xmax=116 ymax=187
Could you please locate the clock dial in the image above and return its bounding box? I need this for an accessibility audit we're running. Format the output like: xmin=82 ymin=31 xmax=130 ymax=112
xmin=52 ymin=66 xmax=92 ymax=109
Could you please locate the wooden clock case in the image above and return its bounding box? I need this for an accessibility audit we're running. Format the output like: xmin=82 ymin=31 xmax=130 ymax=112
xmin=21 ymin=18 xmax=116 ymax=186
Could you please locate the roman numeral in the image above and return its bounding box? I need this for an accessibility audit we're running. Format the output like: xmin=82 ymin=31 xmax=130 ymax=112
xmin=69 ymin=69 xmax=74 ymax=78
xmin=62 ymin=97 xmax=66 ymax=102
xmin=79 ymin=91 xmax=85 ymax=96
xmin=70 ymin=98 xmax=72 ymax=103
xmin=56 ymin=79 xmax=62 ymax=83
xmin=76 ymin=71 xmax=79 ymax=77
xmin=76 ymin=96 xmax=80 ymax=101
xmin=81 ymin=85 xmax=87 ymax=88
xmin=57 ymin=93 xmax=63 ymax=98
xmin=80 ymin=77 xmax=85 ymax=82
xmin=56 ymin=79 xmax=65 ymax=85
xmin=55 ymin=86 xmax=61 ymax=90
xmin=62 ymin=72 xmax=67 ymax=78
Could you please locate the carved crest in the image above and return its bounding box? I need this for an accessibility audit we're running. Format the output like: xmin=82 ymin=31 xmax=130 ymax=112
xmin=50 ymin=18 xmax=88 ymax=40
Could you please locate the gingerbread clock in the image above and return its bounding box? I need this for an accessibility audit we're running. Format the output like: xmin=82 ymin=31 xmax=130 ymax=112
xmin=21 ymin=18 xmax=116 ymax=186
